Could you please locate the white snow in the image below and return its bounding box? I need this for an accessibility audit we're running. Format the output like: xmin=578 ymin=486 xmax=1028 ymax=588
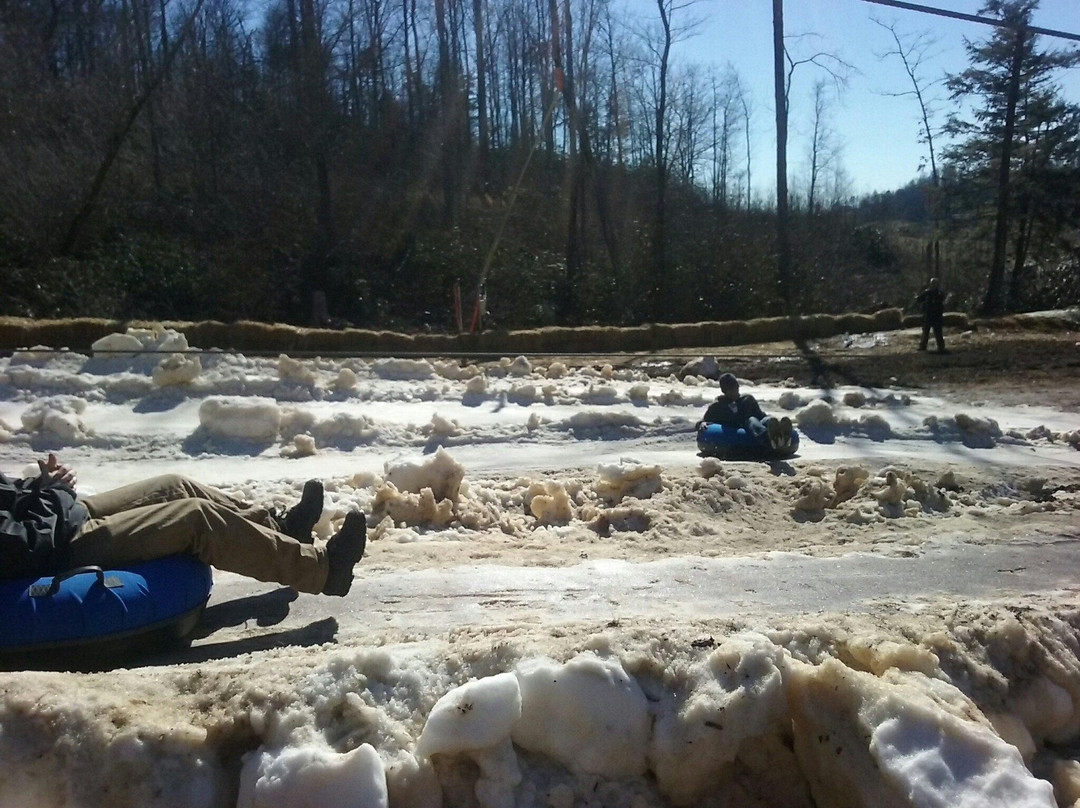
xmin=2 ymin=331 xmax=1080 ymax=808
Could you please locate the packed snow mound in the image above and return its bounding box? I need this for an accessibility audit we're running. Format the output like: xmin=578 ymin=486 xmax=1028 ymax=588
xmin=544 ymin=362 xmax=568 ymax=379
xmin=563 ymin=411 xmax=645 ymax=434
xmin=784 ymin=658 xmax=1056 ymax=808
xmin=372 ymin=484 xmax=455 ymax=528
xmin=680 ymin=356 xmax=720 ymax=380
xmin=924 ymin=413 xmax=1003 ymax=448
xmin=424 ymin=413 xmax=463 ymax=438
xmin=416 ymin=673 xmax=522 ymax=757
xmin=433 ymin=360 xmax=481 ymax=381
xmin=505 ymin=356 xmax=531 ymax=376
xmin=595 ymin=459 xmax=663 ymax=504
xmin=152 ymin=353 xmax=201 ymax=386
xmin=237 ymin=744 xmax=388 ymax=808
xmin=198 ymin=397 xmax=282 ymax=441
xmin=92 ymin=326 xmax=189 ymax=354
xmin=19 ymin=396 xmax=93 ymax=443
xmin=778 ymin=390 xmax=809 ymax=410
xmin=277 ymin=354 xmax=316 ymax=386
xmin=384 ymin=448 xmax=464 ymax=503
xmin=333 ymin=367 xmax=358 ymax=390
xmin=372 ymin=358 xmax=434 ymax=380
xmin=796 ymin=400 xmax=838 ymax=427
xmin=650 ymin=633 xmax=789 ymax=805
xmin=843 ymin=391 xmax=867 ymax=408
xmin=513 ymin=654 xmax=650 ymax=778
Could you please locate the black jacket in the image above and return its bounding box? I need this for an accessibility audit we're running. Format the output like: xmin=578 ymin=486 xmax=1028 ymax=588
xmin=700 ymin=394 xmax=767 ymax=430
xmin=0 ymin=472 xmax=88 ymax=578
xmin=916 ymin=287 xmax=945 ymax=324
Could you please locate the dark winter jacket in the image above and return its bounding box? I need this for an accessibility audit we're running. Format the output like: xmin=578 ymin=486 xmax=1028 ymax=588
xmin=700 ymin=394 xmax=767 ymax=430
xmin=0 ymin=472 xmax=88 ymax=579
xmin=916 ymin=286 xmax=945 ymax=324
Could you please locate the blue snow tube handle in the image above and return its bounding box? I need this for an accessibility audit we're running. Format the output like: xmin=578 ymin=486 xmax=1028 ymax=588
xmin=696 ymin=422 xmax=799 ymax=459
xmin=0 ymin=554 xmax=213 ymax=652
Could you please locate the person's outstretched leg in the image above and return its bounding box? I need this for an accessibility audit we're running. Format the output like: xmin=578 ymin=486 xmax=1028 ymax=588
xmin=919 ymin=322 xmax=930 ymax=351
xmin=70 ymin=499 xmax=330 ymax=594
xmin=82 ymin=474 xmax=253 ymax=519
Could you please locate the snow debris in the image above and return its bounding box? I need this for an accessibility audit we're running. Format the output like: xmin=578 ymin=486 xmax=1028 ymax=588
xmin=832 ymin=465 xmax=870 ymax=505
xmin=594 ymin=460 xmax=662 ymax=504
xmin=91 ymin=332 xmax=143 ymax=354
xmin=843 ymin=391 xmax=867 ymax=408
xmin=433 ymin=360 xmax=480 ymax=381
xmin=563 ymin=411 xmax=644 ymax=435
xmin=698 ymin=457 xmax=724 ymax=479
xmin=0 ymin=417 xmax=12 ymax=442
xmin=424 ymin=413 xmax=463 ymax=438
xmin=680 ymin=356 xmax=720 ymax=380
xmin=152 ymin=353 xmax=201 ymax=386
xmin=237 ymin=744 xmax=387 ymax=808
xmin=584 ymin=504 xmax=652 ymax=535
xmin=20 ymin=396 xmax=93 ymax=443
xmin=333 ymin=367 xmax=358 ymax=390
xmin=600 ymin=364 xmax=615 ymax=380
xmin=525 ymin=481 xmax=575 ymax=525
xmin=525 ymin=412 xmax=542 ymax=432
xmin=581 ymin=384 xmax=624 ymax=405
xmin=306 ymin=413 xmax=378 ymax=445
xmin=793 ymin=478 xmax=833 ymax=514
xmin=198 ymin=397 xmax=282 ymax=441
xmin=506 ymin=356 xmax=531 ymax=376
xmin=372 ymin=358 xmax=435 ymax=380
xmin=277 ymin=354 xmax=316 ymax=386
xmin=384 ymin=448 xmax=464 ymax=503
xmin=778 ymin=390 xmax=808 ymax=410
xmin=628 ymin=383 xmax=650 ymax=401
xmin=465 ymin=375 xmax=487 ymax=395
xmin=544 ymin=362 xmax=567 ymax=379
xmin=796 ymin=400 xmax=838 ymax=428
xmin=924 ymin=413 xmax=1003 ymax=448
xmin=286 ymin=434 xmax=317 ymax=457
xmin=513 ymin=654 xmax=650 ymax=778
xmin=508 ymin=383 xmax=537 ymax=404
xmin=372 ymin=484 xmax=455 ymax=528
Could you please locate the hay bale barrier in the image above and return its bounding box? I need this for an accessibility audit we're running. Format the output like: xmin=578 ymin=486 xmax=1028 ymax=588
xmin=0 ymin=307 xmax=1066 ymax=355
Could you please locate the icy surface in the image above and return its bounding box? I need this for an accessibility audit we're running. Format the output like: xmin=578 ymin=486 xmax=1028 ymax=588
xmin=0 ymin=331 xmax=1079 ymax=808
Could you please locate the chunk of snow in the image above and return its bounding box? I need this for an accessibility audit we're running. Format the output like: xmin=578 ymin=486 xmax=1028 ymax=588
xmin=277 ymin=354 xmax=316 ymax=385
xmin=20 ymin=397 xmax=92 ymax=443
xmin=507 ymin=356 xmax=531 ymax=376
xmin=778 ymin=390 xmax=808 ymax=410
xmin=545 ymin=362 xmax=567 ymax=379
xmin=198 ymin=397 xmax=282 ymax=441
xmin=91 ymin=333 xmax=143 ymax=354
xmin=843 ymin=391 xmax=867 ymax=408
xmin=526 ymin=481 xmax=573 ymax=525
xmin=424 ymin=413 xmax=463 ymax=438
xmin=796 ymin=400 xmax=838 ymax=427
xmin=594 ymin=460 xmax=662 ymax=503
xmin=415 ymin=673 xmax=521 ymax=757
xmin=512 ymin=654 xmax=650 ymax=777
xmin=237 ymin=744 xmax=387 ymax=808
xmin=153 ymin=353 xmax=201 ymax=386
xmin=372 ymin=358 xmax=434 ymax=380
xmin=628 ymin=383 xmax=650 ymax=401
xmin=384 ymin=448 xmax=464 ymax=503
xmin=680 ymin=356 xmax=720 ymax=380
xmin=333 ymin=367 xmax=358 ymax=390
xmin=465 ymin=375 xmax=487 ymax=395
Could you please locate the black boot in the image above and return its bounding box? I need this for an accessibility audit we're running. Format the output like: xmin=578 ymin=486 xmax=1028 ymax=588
xmin=322 ymin=511 xmax=367 ymax=596
xmin=283 ymin=480 xmax=324 ymax=544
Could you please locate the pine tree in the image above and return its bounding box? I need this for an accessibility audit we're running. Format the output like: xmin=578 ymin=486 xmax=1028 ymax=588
xmin=943 ymin=0 xmax=1080 ymax=313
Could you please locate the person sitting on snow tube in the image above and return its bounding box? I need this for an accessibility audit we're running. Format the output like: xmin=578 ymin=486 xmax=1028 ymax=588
xmin=0 ymin=454 xmax=367 ymax=597
xmin=696 ymin=373 xmax=794 ymax=452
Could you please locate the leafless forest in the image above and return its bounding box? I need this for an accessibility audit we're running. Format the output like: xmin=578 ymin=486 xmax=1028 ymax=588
xmin=1 ymin=0 xmax=1077 ymax=327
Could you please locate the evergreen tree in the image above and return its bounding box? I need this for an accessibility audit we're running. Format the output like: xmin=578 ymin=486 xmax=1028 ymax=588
xmin=943 ymin=0 xmax=1080 ymax=313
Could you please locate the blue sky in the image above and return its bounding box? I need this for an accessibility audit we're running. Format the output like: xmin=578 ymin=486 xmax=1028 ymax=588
xmin=636 ymin=0 xmax=1080 ymax=196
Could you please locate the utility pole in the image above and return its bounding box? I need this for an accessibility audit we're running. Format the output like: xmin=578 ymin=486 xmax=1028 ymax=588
xmin=772 ymin=0 xmax=791 ymax=313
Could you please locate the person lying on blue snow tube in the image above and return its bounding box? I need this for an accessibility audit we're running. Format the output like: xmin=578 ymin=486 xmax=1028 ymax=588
xmin=0 ymin=453 xmax=366 ymax=597
xmin=696 ymin=373 xmax=794 ymax=453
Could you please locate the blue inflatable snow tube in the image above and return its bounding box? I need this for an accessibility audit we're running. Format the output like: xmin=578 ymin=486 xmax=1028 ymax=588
xmin=697 ymin=422 xmax=800 ymax=459
xmin=0 ymin=554 xmax=212 ymax=655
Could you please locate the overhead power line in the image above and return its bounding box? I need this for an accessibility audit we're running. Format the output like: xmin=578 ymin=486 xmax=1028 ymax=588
xmin=860 ymin=0 xmax=1080 ymax=43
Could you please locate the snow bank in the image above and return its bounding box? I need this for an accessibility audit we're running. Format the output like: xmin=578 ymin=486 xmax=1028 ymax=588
xmin=198 ymin=397 xmax=282 ymax=441
xmin=924 ymin=413 xmax=1003 ymax=448
xmin=384 ymin=448 xmax=464 ymax=503
xmin=92 ymin=326 xmax=189 ymax=354
xmin=237 ymin=744 xmax=387 ymax=808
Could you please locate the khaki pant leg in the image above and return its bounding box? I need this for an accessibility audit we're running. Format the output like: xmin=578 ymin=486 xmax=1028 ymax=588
xmin=83 ymin=473 xmax=276 ymax=527
xmin=70 ymin=499 xmax=328 ymax=594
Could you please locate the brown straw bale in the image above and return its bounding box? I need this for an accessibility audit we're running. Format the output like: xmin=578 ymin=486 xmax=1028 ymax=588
xmin=797 ymin=314 xmax=843 ymax=340
xmin=902 ymin=314 xmax=922 ymax=329
xmin=871 ymin=307 xmax=904 ymax=331
xmin=0 ymin=317 xmax=32 ymax=349
xmin=942 ymin=312 xmax=970 ymax=329
xmin=836 ymin=313 xmax=876 ymax=334
xmin=669 ymin=322 xmax=708 ymax=349
xmin=30 ymin=318 xmax=118 ymax=350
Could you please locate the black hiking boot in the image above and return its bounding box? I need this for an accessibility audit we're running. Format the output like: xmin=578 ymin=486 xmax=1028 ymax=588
xmin=283 ymin=479 xmax=323 ymax=544
xmin=766 ymin=418 xmax=784 ymax=451
xmin=322 ymin=511 xmax=367 ymax=596
xmin=779 ymin=416 xmax=794 ymax=450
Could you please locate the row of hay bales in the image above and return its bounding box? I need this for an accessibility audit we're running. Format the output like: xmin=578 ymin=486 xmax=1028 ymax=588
xmin=0 ymin=308 xmax=992 ymax=355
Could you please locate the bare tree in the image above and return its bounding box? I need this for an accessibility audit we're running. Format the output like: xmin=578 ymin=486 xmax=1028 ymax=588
xmin=806 ymin=78 xmax=838 ymax=213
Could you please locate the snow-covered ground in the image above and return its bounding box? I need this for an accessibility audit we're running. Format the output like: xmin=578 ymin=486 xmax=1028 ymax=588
xmin=2 ymin=326 xmax=1080 ymax=808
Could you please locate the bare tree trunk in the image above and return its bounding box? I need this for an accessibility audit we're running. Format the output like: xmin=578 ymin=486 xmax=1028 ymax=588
xmin=473 ymin=0 xmax=488 ymax=165
xmin=59 ymin=0 xmax=206 ymax=255
xmin=652 ymin=0 xmax=671 ymax=321
xmin=772 ymin=0 xmax=790 ymax=311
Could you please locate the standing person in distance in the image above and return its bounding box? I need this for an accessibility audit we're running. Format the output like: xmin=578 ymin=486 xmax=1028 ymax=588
xmin=915 ymin=277 xmax=947 ymax=353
